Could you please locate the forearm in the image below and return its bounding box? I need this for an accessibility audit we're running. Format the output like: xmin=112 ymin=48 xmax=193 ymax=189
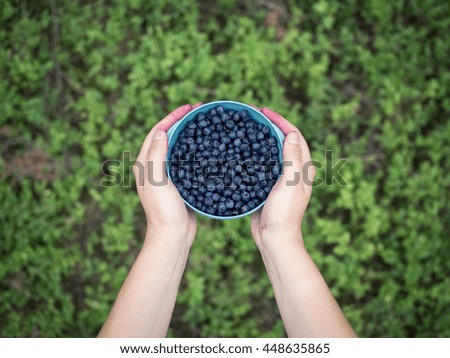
xmin=98 ymin=229 xmax=189 ymax=337
xmin=259 ymin=235 xmax=356 ymax=338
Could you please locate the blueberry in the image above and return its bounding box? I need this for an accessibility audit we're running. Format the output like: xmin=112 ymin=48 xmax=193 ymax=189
xmin=234 ymin=138 xmax=241 ymax=147
xmin=199 ymin=119 xmax=208 ymax=128
xmin=204 ymin=197 xmax=213 ymax=206
xmin=262 ymin=126 xmax=270 ymax=134
xmin=212 ymin=193 xmax=221 ymax=202
xmin=203 ymin=138 xmax=212 ymax=148
xmin=238 ymin=110 xmax=247 ymax=118
xmin=241 ymin=205 xmax=249 ymax=214
xmin=248 ymin=201 xmax=256 ymax=209
xmin=219 ymin=143 xmax=226 ymax=151
xmin=216 ymin=182 xmax=225 ymax=191
xmin=212 ymin=149 xmax=220 ymax=156
xmin=226 ymin=120 xmax=234 ymax=129
xmin=180 ymin=189 xmax=188 ymax=198
xmin=260 ymin=146 xmax=269 ymax=154
xmin=225 ymin=199 xmax=234 ymax=209
xmin=241 ymin=191 xmax=250 ymax=201
xmin=233 ymin=176 xmax=242 ymax=185
xmin=218 ymin=203 xmax=226 ymax=212
xmin=232 ymin=193 xmax=241 ymax=202
xmin=211 ymin=132 xmax=220 ymax=140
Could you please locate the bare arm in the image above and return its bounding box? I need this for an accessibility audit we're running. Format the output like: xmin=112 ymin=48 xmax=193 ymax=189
xmin=98 ymin=233 xmax=190 ymax=337
xmin=98 ymin=104 xmax=201 ymax=337
xmin=259 ymin=237 xmax=356 ymax=337
xmin=252 ymin=107 xmax=356 ymax=338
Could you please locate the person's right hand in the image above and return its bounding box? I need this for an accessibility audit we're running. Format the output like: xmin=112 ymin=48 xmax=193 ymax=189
xmin=251 ymin=107 xmax=315 ymax=250
xmin=133 ymin=103 xmax=201 ymax=251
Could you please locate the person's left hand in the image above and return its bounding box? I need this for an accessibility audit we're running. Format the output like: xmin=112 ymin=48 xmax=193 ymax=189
xmin=133 ymin=103 xmax=202 ymax=250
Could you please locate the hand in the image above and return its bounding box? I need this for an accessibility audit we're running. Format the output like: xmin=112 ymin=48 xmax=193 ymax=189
xmin=133 ymin=103 xmax=202 ymax=249
xmin=251 ymin=107 xmax=316 ymax=250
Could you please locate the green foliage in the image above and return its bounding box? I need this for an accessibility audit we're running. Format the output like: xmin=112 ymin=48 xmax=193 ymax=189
xmin=1 ymin=0 xmax=449 ymax=337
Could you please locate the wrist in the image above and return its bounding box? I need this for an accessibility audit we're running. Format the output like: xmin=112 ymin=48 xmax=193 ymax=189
xmin=257 ymin=228 xmax=305 ymax=254
xmin=144 ymin=225 xmax=192 ymax=255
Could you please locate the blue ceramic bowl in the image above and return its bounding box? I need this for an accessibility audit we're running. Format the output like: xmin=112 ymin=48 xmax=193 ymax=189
xmin=167 ymin=100 xmax=285 ymax=219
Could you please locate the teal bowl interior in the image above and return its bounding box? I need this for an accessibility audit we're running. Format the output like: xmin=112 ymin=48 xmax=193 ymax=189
xmin=167 ymin=100 xmax=285 ymax=220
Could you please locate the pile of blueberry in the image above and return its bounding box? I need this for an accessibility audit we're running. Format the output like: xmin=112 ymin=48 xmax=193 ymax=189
xmin=169 ymin=105 xmax=281 ymax=217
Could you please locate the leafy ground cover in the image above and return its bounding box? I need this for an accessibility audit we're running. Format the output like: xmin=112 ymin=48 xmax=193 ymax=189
xmin=1 ymin=0 xmax=449 ymax=337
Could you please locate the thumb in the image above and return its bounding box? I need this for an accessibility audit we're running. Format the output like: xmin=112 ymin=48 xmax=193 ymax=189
xmin=146 ymin=129 xmax=168 ymax=185
xmin=280 ymin=131 xmax=303 ymax=190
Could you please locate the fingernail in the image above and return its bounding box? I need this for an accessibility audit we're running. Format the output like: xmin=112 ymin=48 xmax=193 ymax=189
xmin=154 ymin=129 xmax=166 ymax=140
xmin=287 ymin=131 xmax=299 ymax=144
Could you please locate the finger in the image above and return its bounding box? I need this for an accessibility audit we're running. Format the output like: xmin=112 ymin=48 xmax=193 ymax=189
xmin=279 ymin=132 xmax=303 ymax=191
xmin=145 ymin=129 xmax=168 ymax=185
xmin=157 ymin=104 xmax=193 ymax=132
xmin=136 ymin=104 xmax=192 ymax=165
xmin=187 ymin=208 xmax=197 ymax=222
xmin=192 ymin=102 xmax=203 ymax=109
xmin=261 ymin=107 xmax=314 ymax=180
xmin=261 ymin=107 xmax=297 ymax=136
xmin=251 ymin=210 xmax=261 ymax=227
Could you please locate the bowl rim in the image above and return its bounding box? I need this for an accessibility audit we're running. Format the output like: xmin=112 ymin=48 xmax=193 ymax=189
xmin=166 ymin=100 xmax=285 ymax=220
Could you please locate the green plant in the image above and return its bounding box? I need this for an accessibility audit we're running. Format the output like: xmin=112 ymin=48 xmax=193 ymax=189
xmin=1 ymin=0 xmax=449 ymax=337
